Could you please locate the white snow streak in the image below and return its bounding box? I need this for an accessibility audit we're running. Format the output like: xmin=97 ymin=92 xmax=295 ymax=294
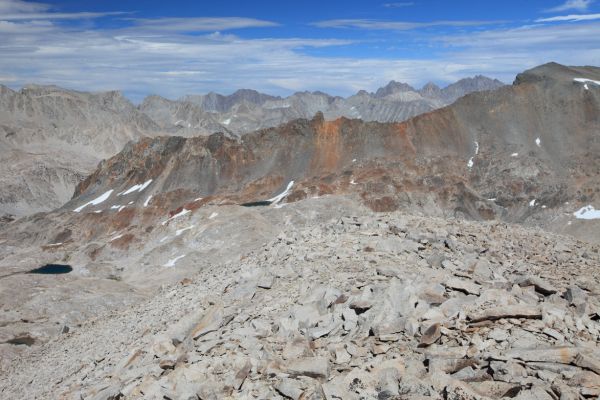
xmin=474 ymin=141 xmax=479 ymax=155
xmin=467 ymin=158 xmax=474 ymax=169
xmin=162 ymin=208 xmax=191 ymax=225
xmin=119 ymin=179 xmax=153 ymax=196
xmin=176 ymin=226 xmax=194 ymax=236
xmin=574 ymin=78 xmax=600 ymax=87
xmin=109 ymin=234 xmax=124 ymax=242
xmin=268 ymin=181 xmax=294 ymax=205
xmin=74 ymin=189 xmax=114 ymax=213
xmin=209 ymin=212 xmax=218 ymax=219
xmin=511 ymin=153 xmax=519 ymax=157
xmin=529 ymin=199 xmax=536 ymax=207
xmin=144 ymin=195 xmax=153 ymax=207
xmin=573 ymin=205 xmax=600 ymax=220
xmin=535 ymin=138 xmax=541 ymax=147
xmin=164 ymin=255 xmax=186 ymax=267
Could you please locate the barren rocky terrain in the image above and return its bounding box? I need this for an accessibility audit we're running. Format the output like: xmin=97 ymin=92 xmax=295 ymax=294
xmin=0 ymin=63 xmax=598 ymax=399
xmin=1 ymin=198 xmax=599 ymax=399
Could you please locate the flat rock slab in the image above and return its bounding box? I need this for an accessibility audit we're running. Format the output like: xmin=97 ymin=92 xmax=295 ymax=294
xmin=468 ymin=305 xmax=542 ymax=323
xmin=286 ymin=356 xmax=330 ymax=380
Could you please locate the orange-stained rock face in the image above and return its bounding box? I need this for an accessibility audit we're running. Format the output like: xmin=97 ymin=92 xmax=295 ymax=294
xmin=311 ymin=117 xmax=343 ymax=173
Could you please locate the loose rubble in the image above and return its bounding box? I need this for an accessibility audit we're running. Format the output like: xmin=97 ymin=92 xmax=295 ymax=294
xmin=1 ymin=210 xmax=599 ymax=399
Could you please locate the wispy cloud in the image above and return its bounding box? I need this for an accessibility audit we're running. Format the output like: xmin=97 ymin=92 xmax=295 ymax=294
xmin=544 ymin=0 xmax=594 ymax=13
xmin=313 ymin=18 xmax=503 ymax=30
xmin=0 ymin=0 xmax=48 ymax=13
xmin=0 ymin=0 xmax=599 ymax=101
xmin=127 ymin=17 xmax=279 ymax=32
xmin=536 ymin=13 xmax=600 ymax=22
xmin=0 ymin=0 xmax=126 ymax=20
xmin=383 ymin=2 xmax=415 ymax=8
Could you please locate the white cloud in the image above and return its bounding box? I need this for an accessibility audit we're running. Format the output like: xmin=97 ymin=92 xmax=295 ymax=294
xmin=536 ymin=13 xmax=600 ymax=22
xmin=313 ymin=18 xmax=503 ymax=30
xmin=1 ymin=11 xmax=128 ymax=20
xmin=126 ymin=17 xmax=279 ymax=32
xmin=383 ymin=2 xmax=415 ymax=8
xmin=0 ymin=0 xmax=126 ymax=20
xmin=0 ymin=0 xmax=48 ymax=13
xmin=545 ymin=0 xmax=594 ymax=12
xmin=0 ymin=1 xmax=599 ymax=100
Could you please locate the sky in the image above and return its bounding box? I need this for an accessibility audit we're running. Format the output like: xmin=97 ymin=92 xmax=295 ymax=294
xmin=1 ymin=0 xmax=600 ymax=101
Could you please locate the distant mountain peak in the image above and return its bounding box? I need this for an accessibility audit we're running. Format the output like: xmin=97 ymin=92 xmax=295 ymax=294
xmin=374 ymin=80 xmax=416 ymax=98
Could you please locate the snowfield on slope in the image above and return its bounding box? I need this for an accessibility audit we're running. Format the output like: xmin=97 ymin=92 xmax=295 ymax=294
xmin=73 ymin=189 xmax=113 ymax=212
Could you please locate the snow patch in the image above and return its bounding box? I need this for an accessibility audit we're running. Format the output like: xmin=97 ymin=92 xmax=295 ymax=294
xmin=529 ymin=199 xmax=536 ymax=207
xmin=268 ymin=181 xmax=294 ymax=205
xmin=110 ymin=205 xmax=121 ymax=210
xmin=143 ymin=195 xmax=153 ymax=207
xmin=162 ymin=208 xmax=191 ymax=225
xmin=474 ymin=141 xmax=479 ymax=155
xmin=574 ymin=78 xmax=600 ymax=87
xmin=176 ymin=226 xmax=194 ymax=236
xmin=573 ymin=205 xmax=600 ymax=220
xmin=109 ymin=234 xmax=124 ymax=242
xmin=222 ymin=118 xmax=231 ymax=125
xmin=164 ymin=255 xmax=186 ymax=267
xmin=511 ymin=153 xmax=519 ymax=157
xmin=194 ymin=197 xmax=203 ymax=202
xmin=74 ymin=189 xmax=114 ymax=213
xmin=350 ymin=179 xmax=357 ymax=185
xmin=119 ymin=179 xmax=153 ymax=196
xmin=535 ymin=138 xmax=541 ymax=147
xmin=209 ymin=212 xmax=218 ymax=219
xmin=46 ymin=242 xmax=62 ymax=247
xmin=467 ymin=158 xmax=474 ymax=169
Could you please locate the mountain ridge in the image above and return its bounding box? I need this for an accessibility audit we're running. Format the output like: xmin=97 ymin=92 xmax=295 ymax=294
xmin=0 ymin=74 xmax=505 ymax=219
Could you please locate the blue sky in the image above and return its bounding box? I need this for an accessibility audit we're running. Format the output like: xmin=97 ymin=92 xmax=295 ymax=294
xmin=1 ymin=0 xmax=600 ymax=101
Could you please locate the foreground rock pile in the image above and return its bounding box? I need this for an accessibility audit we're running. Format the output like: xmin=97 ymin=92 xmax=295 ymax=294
xmin=1 ymin=211 xmax=599 ymax=399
